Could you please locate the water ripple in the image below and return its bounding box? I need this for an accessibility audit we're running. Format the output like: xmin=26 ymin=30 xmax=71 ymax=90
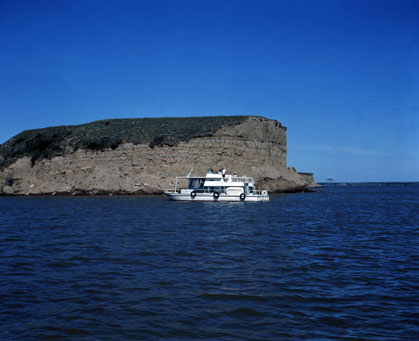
xmin=0 ymin=186 xmax=418 ymax=339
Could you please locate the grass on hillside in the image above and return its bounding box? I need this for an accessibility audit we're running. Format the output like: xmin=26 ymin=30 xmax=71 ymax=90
xmin=0 ymin=116 xmax=248 ymax=169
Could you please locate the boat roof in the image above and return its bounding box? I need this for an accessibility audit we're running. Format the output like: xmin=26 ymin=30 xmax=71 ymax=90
xmin=206 ymin=173 xmax=222 ymax=178
xmin=176 ymin=176 xmax=206 ymax=179
xmin=176 ymin=172 xmax=253 ymax=183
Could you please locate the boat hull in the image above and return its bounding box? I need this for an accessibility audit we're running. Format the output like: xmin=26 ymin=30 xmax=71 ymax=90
xmin=165 ymin=192 xmax=269 ymax=202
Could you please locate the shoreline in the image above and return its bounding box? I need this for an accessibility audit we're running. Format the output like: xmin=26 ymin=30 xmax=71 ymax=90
xmin=0 ymin=188 xmax=316 ymax=197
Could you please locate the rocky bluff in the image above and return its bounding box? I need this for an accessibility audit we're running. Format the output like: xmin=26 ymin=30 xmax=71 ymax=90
xmin=0 ymin=116 xmax=313 ymax=195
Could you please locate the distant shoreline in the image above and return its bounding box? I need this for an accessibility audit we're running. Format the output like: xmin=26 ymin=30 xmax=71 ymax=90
xmin=319 ymin=182 xmax=419 ymax=187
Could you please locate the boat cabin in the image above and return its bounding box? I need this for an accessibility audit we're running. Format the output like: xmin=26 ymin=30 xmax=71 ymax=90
xmin=186 ymin=175 xmax=254 ymax=195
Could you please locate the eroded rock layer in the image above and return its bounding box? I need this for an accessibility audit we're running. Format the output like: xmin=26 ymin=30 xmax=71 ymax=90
xmin=298 ymin=172 xmax=321 ymax=188
xmin=0 ymin=116 xmax=310 ymax=195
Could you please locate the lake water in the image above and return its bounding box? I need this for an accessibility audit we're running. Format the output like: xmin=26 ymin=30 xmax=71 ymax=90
xmin=1 ymin=186 xmax=418 ymax=339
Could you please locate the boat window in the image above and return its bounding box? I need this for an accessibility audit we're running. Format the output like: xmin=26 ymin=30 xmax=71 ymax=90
xmin=188 ymin=178 xmax=205 ymax=189
xmin=249 ymin=186 xmax=253 ymax=193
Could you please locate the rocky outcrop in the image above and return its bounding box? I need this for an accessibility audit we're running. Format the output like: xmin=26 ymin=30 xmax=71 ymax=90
xmin=298 ymin=172 xmax=321 ymax=188
xmin=0 ymin=116 xmax=312 ymax=195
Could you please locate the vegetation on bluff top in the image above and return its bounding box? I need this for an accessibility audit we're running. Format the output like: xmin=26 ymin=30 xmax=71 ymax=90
xmin=0 ymin=116 xmax=249 ymax=169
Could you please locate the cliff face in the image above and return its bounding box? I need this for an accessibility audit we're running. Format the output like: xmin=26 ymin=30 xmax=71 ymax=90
xmin=0 ymin=116 xmax=310 ymax=195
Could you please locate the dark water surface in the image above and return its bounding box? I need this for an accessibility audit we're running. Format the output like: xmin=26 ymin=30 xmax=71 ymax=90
xmin=1 ymin=186 xmax=418 ymax=339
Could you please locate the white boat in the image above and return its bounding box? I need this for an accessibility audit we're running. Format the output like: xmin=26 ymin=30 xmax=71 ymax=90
xmin=164 ymin=169 xmax=269 ymax=202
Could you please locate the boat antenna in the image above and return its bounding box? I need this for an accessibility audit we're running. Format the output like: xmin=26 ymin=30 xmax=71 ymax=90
xmin=187 ymin=167 xmax=194 ymax=177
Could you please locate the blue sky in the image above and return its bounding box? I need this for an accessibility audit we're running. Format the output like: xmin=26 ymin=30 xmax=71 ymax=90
xmin=0 ymin=0 xmax=418 ymax=182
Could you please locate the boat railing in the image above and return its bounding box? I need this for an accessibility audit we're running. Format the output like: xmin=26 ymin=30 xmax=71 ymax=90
xmin=164 ymin=189 xmax=181 ymax=194
xmin=253 ymin=189 xmax=268 ymax=195
xmin=165 ymin=188 xmax=268 ymax=196
xmin=229 ymin=176 xmax=254 ymax=183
